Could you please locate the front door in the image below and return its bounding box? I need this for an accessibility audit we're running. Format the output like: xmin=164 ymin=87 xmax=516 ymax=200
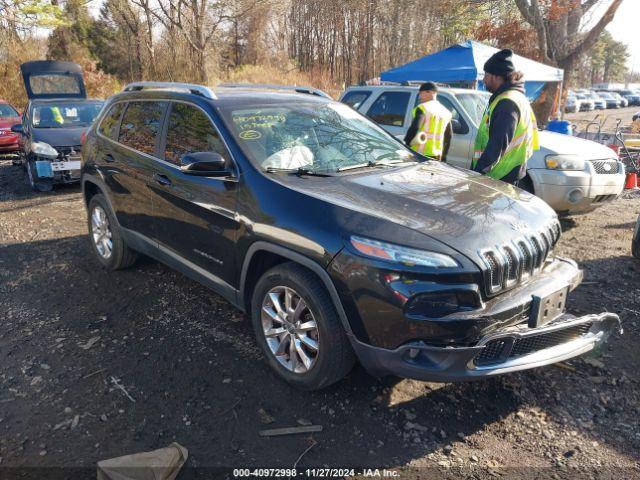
xmin=149 ymin=101 xmax=240 ymax=286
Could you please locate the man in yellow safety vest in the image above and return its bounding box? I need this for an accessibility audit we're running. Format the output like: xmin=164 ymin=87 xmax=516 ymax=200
xmin=472 ymin=48 xmax=539 ymax=186
xmin=404 ymin=82 xmax=453 ymax=161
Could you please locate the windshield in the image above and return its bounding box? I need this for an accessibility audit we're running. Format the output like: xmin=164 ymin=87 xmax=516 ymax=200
xmin=455 ymin=92 xmax=490 ymax=126
xmin=0 ymin=104 xmax=18 ymax=117
xmin=32 ymin=101 xmax=103 ymax=129
xmin=220 ymin=102 xmax=416 ymax=173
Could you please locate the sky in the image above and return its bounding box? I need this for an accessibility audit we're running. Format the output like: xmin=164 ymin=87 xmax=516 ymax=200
xmin=597 ymin=0 xmax=639 ymax=71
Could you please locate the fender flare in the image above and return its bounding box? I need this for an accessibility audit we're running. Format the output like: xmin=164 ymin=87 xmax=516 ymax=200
xmin=239 ymin=241 xmax=354 ymax=337
xmin=81 ymin=174 xmax=121 ymax=227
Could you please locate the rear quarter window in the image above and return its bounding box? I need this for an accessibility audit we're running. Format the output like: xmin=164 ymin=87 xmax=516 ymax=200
xmin=341 ymin=91 xmax=371 ymax=109
xmin=118 ymin=101 xmax=167 ymax=156
xmin=98 ymin=103 xmax=125 ymax=140
xmin=366 ymin=92 xmax=410 ymax=126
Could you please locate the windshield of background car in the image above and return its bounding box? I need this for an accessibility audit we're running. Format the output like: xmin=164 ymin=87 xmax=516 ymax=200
xmin=221 ymin=101 xmax=416 ymax=173
xmin=455 ymin=92 xmax=490 ymax=126
xmin=31 ymin=101 xmax=103 ymax=129
xmin=0 ymin=104 xmax=19 ymax=117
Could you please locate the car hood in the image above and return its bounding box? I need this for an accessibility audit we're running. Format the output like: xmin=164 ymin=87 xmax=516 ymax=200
xmin=537 ymin=130 xmax=616 ymax=160
xmin=0 ymin=117 xmax=21 ymax=128
xmin=275 ymin=161 xmax=557 ymax=262
xmin=32 ymin=127 xmax=84 ymax=147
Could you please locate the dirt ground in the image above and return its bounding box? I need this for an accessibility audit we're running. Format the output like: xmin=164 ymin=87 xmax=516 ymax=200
xmin=565 ymin=105 xmax=639 ymax=134
xmin=0 ymin=157 xmax=639 ymax=480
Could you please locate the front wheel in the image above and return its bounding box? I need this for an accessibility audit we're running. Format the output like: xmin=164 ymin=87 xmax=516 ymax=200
xmin=251 ymin=263 xmax=355 ymax=390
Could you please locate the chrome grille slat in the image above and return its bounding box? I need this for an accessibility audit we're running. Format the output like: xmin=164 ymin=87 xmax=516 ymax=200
xmin=480 ymin=221 xmax=561 ymax=295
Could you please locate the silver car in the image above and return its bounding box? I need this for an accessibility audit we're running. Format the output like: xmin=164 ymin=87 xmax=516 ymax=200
xmin=341 ymin=85 xmax=625 ymax=215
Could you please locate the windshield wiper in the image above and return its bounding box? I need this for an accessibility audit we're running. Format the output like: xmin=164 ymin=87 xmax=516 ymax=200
xmin=265 ymin=166 xmax=331 ymax=177
xmin=336 ymin=159 xmax=412 ymax=172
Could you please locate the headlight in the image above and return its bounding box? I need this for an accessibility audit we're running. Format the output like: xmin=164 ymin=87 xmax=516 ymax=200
xmin=350 ymin=235 xmax=459 ymax=268
xmin=31 ymin=141 xmax=58 ymax=158
xmin=545 ymin=155 xmax=585 ymax=171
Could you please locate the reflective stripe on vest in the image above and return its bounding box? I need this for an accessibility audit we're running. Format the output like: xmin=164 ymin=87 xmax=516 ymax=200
xmin=472 ymin=89 xmax=539 ymax=180
xmin=410 ymin=101 xmax=452 ymax=158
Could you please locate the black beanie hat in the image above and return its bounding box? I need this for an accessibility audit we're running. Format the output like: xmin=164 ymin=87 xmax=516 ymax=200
xmin=419 ymin=81 xmax=438 ymax=92
xmin=484 ymin=49 xmax=515 ymax=76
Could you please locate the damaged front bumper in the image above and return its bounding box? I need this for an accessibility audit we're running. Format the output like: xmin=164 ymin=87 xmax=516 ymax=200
xmin=353 ymin=312 xmax=621 ymax=381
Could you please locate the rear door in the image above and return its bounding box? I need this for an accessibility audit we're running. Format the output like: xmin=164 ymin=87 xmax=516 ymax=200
xmin=435 ymin=94 xmax=475 ymax=169
xmin=97 ymin=100 xmax=167 ymax=239
xmin=20 ymin=61 xmax=86 ymax=100
xmin=150 ymin=101 xmax=240 ymax=286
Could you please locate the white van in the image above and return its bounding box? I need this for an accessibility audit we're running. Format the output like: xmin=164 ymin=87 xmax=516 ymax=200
xmin=340 ymin=85 xmax=625 ymax=215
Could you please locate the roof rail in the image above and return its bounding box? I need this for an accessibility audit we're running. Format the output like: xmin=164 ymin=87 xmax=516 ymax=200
xmin=218 ymin=83 xmax=331 ymax=99
xmin=122 ymin=82 xmax=217 ymax=99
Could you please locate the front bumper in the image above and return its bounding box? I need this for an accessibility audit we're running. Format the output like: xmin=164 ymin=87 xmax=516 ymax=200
xmin=529 ymin=166 xmax=625 ymax=214
xmin=353 ymin=312 xmax=621 ymax=381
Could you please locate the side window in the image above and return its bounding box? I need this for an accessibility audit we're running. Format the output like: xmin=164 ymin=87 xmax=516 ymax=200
xmin=164 ymin=103 xmax=227 ymax=165
xmin=341 ymin=91 xmax=371 ymax=109
xmin=118 ymin=101 xmax=166 ymax=156
xmin=366 ymin=92 xmax=410 ymax=126
xmin=435 ymin=96 xmax=468 ymax=134
xmin=97 ymin=103 xmax=125 ymax=140
xmin=435 ymin=97 xmax=461 ymax=122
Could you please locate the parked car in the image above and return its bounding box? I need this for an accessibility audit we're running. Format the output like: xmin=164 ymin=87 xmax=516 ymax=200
xmin=574 ymin=93 xmax=594 ymax=111
xmin=565 ymin=93 xmax=579 ymax=113
xmin=586 ymin=92 xmax=606 ymax=110
xmin=340 ymin=85 xmax=625 ymax=215
xmin=597 ymin=91 xmax=620 ymax=109
xmin=0 ymin=100 xmax=22 ymax=161
xmin=12 ymin=61 xmax=103 ymax=192
xmin=81 ymin=82 xmax=620 ymax=390
xmin=610 ymin=91 xmax=628 ymax=108
xmin=617 ymin=89 xmax=640 ymax=106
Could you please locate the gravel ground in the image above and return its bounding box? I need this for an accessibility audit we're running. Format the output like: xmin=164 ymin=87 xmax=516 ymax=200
xmin=0 ymin=158 xmax=639 ymax=479
xmin=565 ymin=106 xmax=639 ymax=134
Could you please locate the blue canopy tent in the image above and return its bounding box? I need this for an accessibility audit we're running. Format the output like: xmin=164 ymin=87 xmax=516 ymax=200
xmin=380 ymin=40 xmax=564 ymax=100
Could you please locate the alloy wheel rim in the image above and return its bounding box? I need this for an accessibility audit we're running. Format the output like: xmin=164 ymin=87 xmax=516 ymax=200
xmin=261 ymin=286 xmax=319 ymax=374
xmin=91 ymin=206 xmax=113 ymax=259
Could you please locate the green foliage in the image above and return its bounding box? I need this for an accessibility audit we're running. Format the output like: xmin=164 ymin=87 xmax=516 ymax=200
xmin=588 ymin=31 xmax=629 ymax=83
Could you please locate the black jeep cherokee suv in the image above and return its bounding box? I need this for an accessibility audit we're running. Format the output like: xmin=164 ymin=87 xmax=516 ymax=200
xmin=81 ymin=82 xmax=620 ymax=390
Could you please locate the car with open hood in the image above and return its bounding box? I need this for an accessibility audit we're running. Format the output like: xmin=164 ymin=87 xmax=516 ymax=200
xmin=12 ymin=61 xmax=103 ymax=191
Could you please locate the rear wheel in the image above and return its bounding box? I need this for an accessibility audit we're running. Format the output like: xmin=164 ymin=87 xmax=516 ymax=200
xmin=87 ymin=193 xmax=137 ymax=270
xmin=251 ymin=263 xmax=355 ymax=390
xmin=633 ymin=238 xmax=640 ymax=260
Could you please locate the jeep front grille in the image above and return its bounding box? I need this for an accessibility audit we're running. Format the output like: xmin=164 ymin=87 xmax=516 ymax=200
xmin=480 ymin=221 xmax=561 ymax=295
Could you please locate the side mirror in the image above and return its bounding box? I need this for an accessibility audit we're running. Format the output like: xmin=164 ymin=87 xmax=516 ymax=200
xmin=451 ymin=118 xmax=469 ymax=135
xmin=11 ymin=124 xmax=23 ymax=134
xmin=180 ymin=151 xmax=230 ymax=176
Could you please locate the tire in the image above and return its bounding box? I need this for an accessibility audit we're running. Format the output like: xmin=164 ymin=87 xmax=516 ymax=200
xmin=87 ymin=193 xmax=137 ymax=270
xmin=251 ymin=262 xmax=355 ymax=390
xmin=633 ymin=239 xmax=640 ymax=260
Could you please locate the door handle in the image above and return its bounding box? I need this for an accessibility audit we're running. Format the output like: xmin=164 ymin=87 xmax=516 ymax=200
xmin=103 ymin=154 xmax=115 ymax=163
xmin=153 ymin=173 xmax=172 ymax=186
